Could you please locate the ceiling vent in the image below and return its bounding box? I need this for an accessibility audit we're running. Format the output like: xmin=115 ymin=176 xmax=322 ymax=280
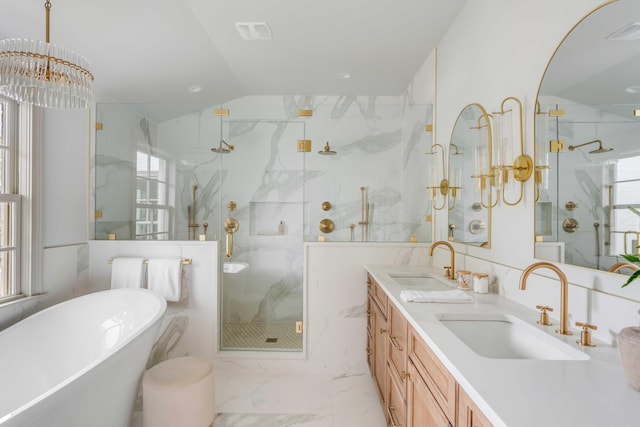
xmin=606 ymin=22 xmax=640 ymax=40
xmin=235 ymin=22 xmax=272 ymax=40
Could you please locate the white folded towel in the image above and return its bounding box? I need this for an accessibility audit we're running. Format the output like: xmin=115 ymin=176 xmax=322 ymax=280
xmin=400 ymin=289 xmax=473 ymax=303
xmin=110 ymin=258 xmax=145 ymax=289
xmin=147 ymin=258 xmax=183 ymax=302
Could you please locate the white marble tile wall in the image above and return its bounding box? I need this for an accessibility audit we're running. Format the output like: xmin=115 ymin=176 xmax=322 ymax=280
xmin=214 ymin=242 xmax=430 ymax=375
xmin=88 ymin=240 xmax=219 ymax=361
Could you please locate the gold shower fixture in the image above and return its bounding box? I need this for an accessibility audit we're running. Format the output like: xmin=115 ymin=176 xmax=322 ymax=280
xmin=211 ymin=139 xmax=234 ymax=154
xmin=212 ymin=108 xmax=234 ymax=153
xmin=318 ymin=142 xmax=337 ymax=155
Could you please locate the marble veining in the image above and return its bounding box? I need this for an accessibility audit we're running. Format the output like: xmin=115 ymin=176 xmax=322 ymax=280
xmin=214 ymin=413 xmax=331 ymax=427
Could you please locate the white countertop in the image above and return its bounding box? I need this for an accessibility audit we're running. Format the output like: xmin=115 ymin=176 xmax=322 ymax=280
xmin=366 ymin=264 xmax=640 ymax=427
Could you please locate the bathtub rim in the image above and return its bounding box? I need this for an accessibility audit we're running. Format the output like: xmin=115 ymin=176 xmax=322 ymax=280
xmin=0 ymin=288 xmax=167 ymax=424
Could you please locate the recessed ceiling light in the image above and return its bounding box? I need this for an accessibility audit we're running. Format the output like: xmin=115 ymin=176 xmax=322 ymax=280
xmin=235 ymin=22 xmax=272 ymax=40
xmin=188 ymin=85 xmax=202 ymax=93
xmin=626 ymin=86 xmax=640 ymax=94
xmin=607 ymin=22 xmax=640 ymax=40
xmin=338 ymin=72 xmax=351 ymax=80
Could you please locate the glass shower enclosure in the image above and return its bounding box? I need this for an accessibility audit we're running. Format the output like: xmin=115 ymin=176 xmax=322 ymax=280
xmin=215 ymin=114 xmax=305 ymax=352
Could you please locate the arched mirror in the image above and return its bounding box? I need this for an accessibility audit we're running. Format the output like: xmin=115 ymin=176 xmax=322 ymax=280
xmin=535 ymin=0 xmax=640 ymax=277
xmin=448 ymin=103 xmax=492 ymax=247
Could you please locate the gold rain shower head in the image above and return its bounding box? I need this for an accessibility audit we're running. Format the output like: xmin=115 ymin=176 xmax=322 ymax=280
xmin=211 ymin=139 xmax=235 ymax=154
xmin=318 ymin=142 xmax=336 ymax=155
xmin=568 ymin=139 xmax=613 ymax=154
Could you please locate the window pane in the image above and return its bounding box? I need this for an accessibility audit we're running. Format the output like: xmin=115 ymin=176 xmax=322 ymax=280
xmin=149 ymin=181 xmax=159 ymax=204
xmin=617 ymin=157 xmax=640 ymax=181
xmin=136 ymin=178 xmax=148 ymax=203
xmin=0 ymin=101 xmax=4 ymax=146
xmin=136 ymin=152 xmax=149 ymax=177
xmin=614 ymin=181 xmax=640 ymax=206
xmin=0 ymin=250 xmax=14 ymax=297
xmin=0 ymin=201 xmax=15 ymax=249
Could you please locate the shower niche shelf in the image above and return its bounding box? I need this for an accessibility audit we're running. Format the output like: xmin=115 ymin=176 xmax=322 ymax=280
xmin=249 ymin=201 xmax=307 ymax=237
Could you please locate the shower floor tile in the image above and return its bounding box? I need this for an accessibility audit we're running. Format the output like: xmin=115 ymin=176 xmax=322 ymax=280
xmin=222 ymin=321 xmax=303 ymax=351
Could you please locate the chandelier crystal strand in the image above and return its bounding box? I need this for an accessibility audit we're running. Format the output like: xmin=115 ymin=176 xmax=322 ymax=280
xmin=0 ymin=2 xmax=93 ymax=109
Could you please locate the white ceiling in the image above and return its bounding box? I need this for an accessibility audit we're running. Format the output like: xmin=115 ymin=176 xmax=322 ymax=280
xmin=0 ymin=0 xmax=467 ymax=120
xmin=540 ymin=0 xmax=640 ymax=109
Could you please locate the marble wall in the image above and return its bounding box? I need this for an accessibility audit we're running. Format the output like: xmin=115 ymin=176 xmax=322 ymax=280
xmin=95 ymin=96 xmax=433 ymax=327
xmin=213 ymin=242 xmax=430 ymax=374
xmin=88 ymin=241 xmax=218 ymax=361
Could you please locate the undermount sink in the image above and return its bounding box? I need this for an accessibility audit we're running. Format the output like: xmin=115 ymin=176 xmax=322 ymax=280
xmin=389 ymin=273 xmax=454 ymax=291
xmin=436 ymin=312 xmax=589 ymax=361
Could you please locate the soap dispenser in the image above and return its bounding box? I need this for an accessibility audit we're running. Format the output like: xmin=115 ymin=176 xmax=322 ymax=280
xmin=278 ymin=221 xmax=286 ymax=235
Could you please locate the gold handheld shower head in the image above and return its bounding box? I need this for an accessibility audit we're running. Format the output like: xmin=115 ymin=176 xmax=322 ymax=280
xmin=211 ymin=139 xmax=235 ymax=154
xmin=568 ymin=139 xmax=613 ymax=154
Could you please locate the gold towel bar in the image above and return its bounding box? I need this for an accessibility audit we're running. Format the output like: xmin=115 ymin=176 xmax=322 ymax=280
xmin=107 ymin=258 xmax=192 ymax=265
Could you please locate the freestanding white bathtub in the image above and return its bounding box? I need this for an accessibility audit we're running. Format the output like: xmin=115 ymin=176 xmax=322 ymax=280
xmin=0 ymin=288 xmax=167 ymax=427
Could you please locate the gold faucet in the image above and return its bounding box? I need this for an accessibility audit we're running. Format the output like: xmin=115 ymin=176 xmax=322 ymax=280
xmin=519 ymin=262 xmax=572 ymax=335
xmin=429 ymin=241 xmax=455 ymax=279
xmin=608 ymin=262 xmax=639 ymax=274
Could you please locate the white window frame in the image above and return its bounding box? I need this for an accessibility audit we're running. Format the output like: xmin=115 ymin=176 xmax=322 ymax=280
xmin=0 ymin=95 xmax=42 ymax=303
xmin=135 ymin=148 xmax=171 ymax=240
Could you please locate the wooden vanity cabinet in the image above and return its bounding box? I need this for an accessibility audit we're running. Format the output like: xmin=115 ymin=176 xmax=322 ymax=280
xmin=407 ymin=360 xmax=453 ymax=427
xmin=386 ymin=366 xmax=407 ymax=427
xmin=458 ymin=385 xmax=493 ymax=427
xmin=366 ymin=273 xmax=493 ymax=427
xmin=384 ymin=303 xmax=409 ymax=426
xmin=367 ymin=274 xmax=388 ymax=404
xmin=387 ymin=303 xmax=408 ymax=384
xmin=408 ymin=326 xmax=457 ymax=423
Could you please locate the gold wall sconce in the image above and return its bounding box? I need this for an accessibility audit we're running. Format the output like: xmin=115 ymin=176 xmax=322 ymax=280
xmin=447 ymin=143 xmax=463 ymax=210
xmin=534 ymin=101 xmax=551 ymax=202
xmin=426 ymin=143 xmax=447 ymax=210
xmin=427 ymin=143 xmax=462 ymax=211
xmin=469 ymin=110 xmax=495 ymax=209
xmin=490 ymin=97 xmax=533 ymax=206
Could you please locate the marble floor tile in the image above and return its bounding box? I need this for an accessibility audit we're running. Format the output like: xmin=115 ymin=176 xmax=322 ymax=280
xmin=131 ymin=368 xmax=385 ymax=427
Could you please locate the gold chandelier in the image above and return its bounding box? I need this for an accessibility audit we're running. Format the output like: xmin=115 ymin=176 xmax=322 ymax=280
xmin=0 ymin=1 xmax=94 ymax=109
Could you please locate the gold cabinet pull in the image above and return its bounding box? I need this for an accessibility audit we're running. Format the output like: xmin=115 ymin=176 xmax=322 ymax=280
xmin=388 ymin=335 xmax=404 ymax=351
xmin=401 ymin=371 xmax=410 ymax=380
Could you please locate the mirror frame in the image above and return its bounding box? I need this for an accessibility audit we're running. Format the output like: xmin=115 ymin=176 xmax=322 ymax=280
xmin=533 ymin=0 xmax=640 ymax=280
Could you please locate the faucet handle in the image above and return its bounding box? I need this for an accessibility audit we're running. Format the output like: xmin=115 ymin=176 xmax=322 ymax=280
xmin=535 ymin=305 xmax=553 ymax=326
xmin=443 ymin=266 xmax=452 ymax=279
xmin=575 ymin=322 xmax=597 ymax=347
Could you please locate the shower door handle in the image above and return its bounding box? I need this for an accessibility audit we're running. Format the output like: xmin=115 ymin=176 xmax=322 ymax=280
xmin=224 ymin=218 xmax=239 ymax=258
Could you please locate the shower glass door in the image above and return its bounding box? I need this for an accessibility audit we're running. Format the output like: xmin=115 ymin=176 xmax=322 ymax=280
xmin=218 ymin=112 xmax=305 ymax=352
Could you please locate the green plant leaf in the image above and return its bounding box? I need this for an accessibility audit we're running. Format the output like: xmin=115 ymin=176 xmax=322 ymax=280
xmin=622 ymin=269 xmax=640 ymax=288
xmin=628 ymin=205 xmax=640 ymax=217
xmin=621 ymin=253 xmax=640 ymax=263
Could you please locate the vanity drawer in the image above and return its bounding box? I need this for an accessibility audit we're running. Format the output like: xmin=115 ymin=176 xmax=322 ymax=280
xmin=386 ymin=365 xmax=407 ymax=427
xmin=408 ymin=326 xmax=456 ymax=423
xmin=388 ymin=303 xmax=408 ymax=392
xmin=371 ymin=278 xmax=388 ymax=317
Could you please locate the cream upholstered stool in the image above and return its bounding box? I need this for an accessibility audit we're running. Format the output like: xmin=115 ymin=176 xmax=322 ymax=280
xmin=142 ymin=356 xmax=214 ymax=427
